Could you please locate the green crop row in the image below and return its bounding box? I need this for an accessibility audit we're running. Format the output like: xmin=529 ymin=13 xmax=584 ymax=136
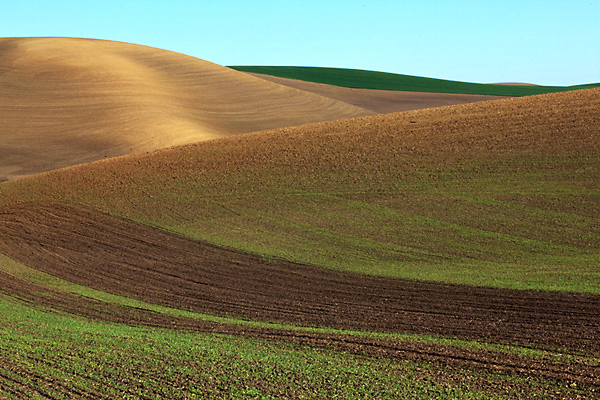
xmin=0 ymin=293 xmax=589 ymax=399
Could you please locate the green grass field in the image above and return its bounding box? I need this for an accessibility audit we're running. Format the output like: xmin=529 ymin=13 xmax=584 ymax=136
xmin=0 ymin=296 xmax=580 ymax=399
xmin=229 ymin=66 xmax=600 ymax=96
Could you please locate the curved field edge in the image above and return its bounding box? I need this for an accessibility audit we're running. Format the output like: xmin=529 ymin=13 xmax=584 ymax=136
xmin=229 ymin=66 xmax=600 ymax=96
xmin=0 ymin=258 xmax=598 ymax=399
xmin=1 ymin=202 xmax=598 ymax=360
xmin=1 ymin=88 xmax=598 ymax=294
xmin=0 ymin=252 xmax=585 ymax=360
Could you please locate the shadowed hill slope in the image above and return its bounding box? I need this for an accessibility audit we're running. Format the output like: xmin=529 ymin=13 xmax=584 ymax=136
xmin=0 ymin=37 xmax=373 ymax=181
xmin=1 ymin=87 xmax=598 ymax=293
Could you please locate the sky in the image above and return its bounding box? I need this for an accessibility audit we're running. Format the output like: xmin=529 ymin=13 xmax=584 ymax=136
xmin=1 ymin=0 xmax=599 ymax=86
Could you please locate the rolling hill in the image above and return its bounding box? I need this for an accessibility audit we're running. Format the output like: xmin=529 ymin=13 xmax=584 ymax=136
xmin=1 ymin=87 xmax=598 ymax=293
xmin=1 ymin=39 xmax=599 ymax=398
xmin=243 ymin=72 xmax=506 ymax=113
xmin=0 ymin=37 xmax=373 ymax=181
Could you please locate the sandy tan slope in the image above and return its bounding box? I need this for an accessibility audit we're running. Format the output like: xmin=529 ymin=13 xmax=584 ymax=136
xmin=246 ymin=72 xmax=506 ymax=113
xmin=0 ymin=37 xmax=373 ymax=181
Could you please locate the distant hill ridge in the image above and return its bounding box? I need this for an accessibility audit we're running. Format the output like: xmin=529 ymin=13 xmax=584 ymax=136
xmin=229 ymin=66 xmax=600 ymax=96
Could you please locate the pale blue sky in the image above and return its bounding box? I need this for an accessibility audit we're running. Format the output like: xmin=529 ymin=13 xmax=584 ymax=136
xmin=1 ymin=0 xmax=598 ymax=86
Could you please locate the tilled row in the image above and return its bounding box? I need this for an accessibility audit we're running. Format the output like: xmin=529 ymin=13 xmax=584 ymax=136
xmin=0 ymin=203 xmax=599 ymax=358
xmin=0 ymin=272 xmax=598 ymax=389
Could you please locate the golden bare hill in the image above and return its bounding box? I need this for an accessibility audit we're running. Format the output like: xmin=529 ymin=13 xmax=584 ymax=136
xmin=0 ymin=37 xmax=373 ymax=181
xmin=2 ymin=88 xmax=598 ymax=294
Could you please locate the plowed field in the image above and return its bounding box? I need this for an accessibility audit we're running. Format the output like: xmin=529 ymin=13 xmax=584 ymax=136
xmin=1 ymin=203 xmax=598 ymax=357
xmin=1 ymin=202 xmax=599 ymax=393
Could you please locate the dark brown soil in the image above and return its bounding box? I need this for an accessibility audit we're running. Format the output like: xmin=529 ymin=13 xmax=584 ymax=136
xmin=1 ymin=203 xmax=599 ymax=373
xmin=1 ymin=202 xmax=599 ymax=352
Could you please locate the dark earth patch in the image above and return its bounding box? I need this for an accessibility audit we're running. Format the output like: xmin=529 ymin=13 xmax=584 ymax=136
xmin=0 ymin=203 xmax=598 ymax=355
xmin=0 ymin=203 xmax=599 ymax=391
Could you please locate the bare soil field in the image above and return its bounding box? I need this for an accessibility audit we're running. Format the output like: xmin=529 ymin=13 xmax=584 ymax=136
xmin=248 ymin=72 xmax=507 ymax=113
xmin=0 ymin=203 xmax=599 ymax=390
xmin=0 ymin=203 xmax=598 ymax=355
xmin=0 ymin=37 xmax=372 ymax=181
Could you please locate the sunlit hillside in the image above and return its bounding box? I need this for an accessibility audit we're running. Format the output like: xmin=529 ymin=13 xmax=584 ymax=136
xmin=0 ymin=37 xmax=372 ymax=181
xmin=2 ymin=87 xmax=598 ymax=293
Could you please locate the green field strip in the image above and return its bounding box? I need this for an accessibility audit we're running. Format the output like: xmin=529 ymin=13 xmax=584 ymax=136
xmin=0 ymin=290 xmax=594 ymax=399
xmin=1 ymin=293 xmax=578 ymax=400
xmin=101 ymin=194 xmax=599 ymax=294
xmin=229 ymin=66 xmax=600 ymax=96
xmin=162 ymin=188 xmax=600 ymax=293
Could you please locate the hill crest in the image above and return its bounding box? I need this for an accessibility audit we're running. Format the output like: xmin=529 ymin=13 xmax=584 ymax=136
xmin=0 ymin=37 xmax=372 ymax=181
